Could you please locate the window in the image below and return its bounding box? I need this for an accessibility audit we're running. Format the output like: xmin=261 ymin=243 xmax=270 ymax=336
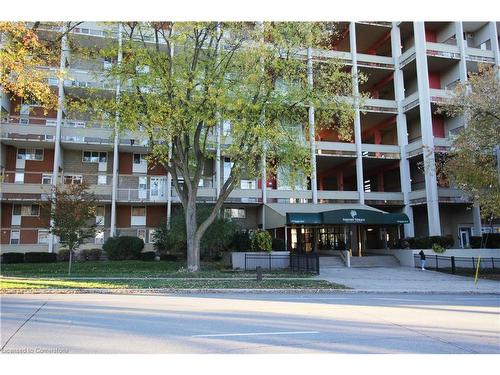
xmin=133 ymin=154 xmax=147 ymax=164
xmin=17 ymin=148 xmax=43 ymax=161
xmin=13 ymin=205 xmax=22 ymax=216
xmin=15 ymin=173 xmax=24 ymax=183
xmin=95 ymin=230 xmax=105 ymax=244
xmin=97 ymin=175 xmax=107 ymax=185
xmin=42 ymin=174 xmax=52 ymax=185
xmin=224 ymin=208 xmax=246 ymax=219
xmin=64 ymin=175 xmax=83 ymax=185
xmin=132 ymin=206 xmax=146 ymax=217
xmin=96 ymin=206 xmax=105 ymax=226
xmin=148 ymin=229 xmax=156 ymax=244
xmin=20 ymin=204 xmax=39 ymax=216
xmin=137 ymin=229 xmax=147 ymax=242
xmin=38 ymin=230 xmax=49 ymax=244
xmin=83 ymin=151 xmax=106 ymax=163
xmin=10 ymin=230 xmax=20 ymax=245
xmin=240 ymin=179 xmax=256 ymax=189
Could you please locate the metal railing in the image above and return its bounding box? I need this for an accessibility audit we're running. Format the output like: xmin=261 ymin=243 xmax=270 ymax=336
xmin=414 ymin=254 xmax=500 ymax=275
xmin=244 ymin=253 xmax=290 ymax=271
xmin=290 ymin=253 xmax=320 ymax=274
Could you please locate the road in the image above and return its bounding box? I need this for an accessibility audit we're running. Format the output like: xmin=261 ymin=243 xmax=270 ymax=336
xmin=1 ymin=292 xmax=499 ymax=354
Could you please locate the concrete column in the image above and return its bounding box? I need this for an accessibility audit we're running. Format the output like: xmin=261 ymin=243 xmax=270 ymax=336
xmin=166 ymin=139 xmax=173 ymax=229
xmin=215 ymin=23 xmax=222 ymax=201
xmin=414 ymin=22 xmax=441 ymax=235
xmin=489 ymin=22 xmax=500 ymax=71
xmin=455 ymin=22 xmax=468 ymax=84
xmin=349 ymin=22 xmax=365 ymax=204
xmin=307 ymin=47 xmax=318 ymax=204
xmin=473 ymin=203 xmax=482 ymax=237
xmin=110 ymin=22 xmax=123 ymax=237
xmin=391 ymin=22 xmax=415 ymax=237
xmin=48 ymin=23 xmax=68 ymax=253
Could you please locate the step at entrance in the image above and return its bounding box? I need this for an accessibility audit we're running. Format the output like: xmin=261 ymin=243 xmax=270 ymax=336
xmin=350 ymin=255 xmax=400 ymax=268
xmin=320 ymin=255 xmax=346 ymax=268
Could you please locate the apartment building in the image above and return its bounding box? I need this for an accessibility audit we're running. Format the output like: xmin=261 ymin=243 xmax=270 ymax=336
xmin=1 ymin=21 xmax=499 ymax=255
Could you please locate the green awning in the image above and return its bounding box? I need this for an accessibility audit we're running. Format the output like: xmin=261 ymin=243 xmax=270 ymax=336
xmin=264 ymin=203 xmax=409 ymax=228
xmin=286 ymin=213 xmax=323 ymax=225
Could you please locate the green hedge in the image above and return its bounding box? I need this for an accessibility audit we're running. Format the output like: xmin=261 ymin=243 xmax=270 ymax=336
xmin=81 ymin=248 xmax=102 ymax=261
xmin=470 ymin=234 xmax=500 ymax=248
xmin=251 ymin=230 xmax=272 ymax=252
xmin=103 ymin=236 xmax=144 ymax=260
xmin=408 ymin=235 xmax=454 ymax=249
xmin=1 ymin=252 xmax=25 ymax=264
xmin=140 ymin=251 xmax=156 ymax=261
xmin=57 ymin=249 xmax=71 ymax=261
xmin=24 ymin=252 xmax=57 ymax=263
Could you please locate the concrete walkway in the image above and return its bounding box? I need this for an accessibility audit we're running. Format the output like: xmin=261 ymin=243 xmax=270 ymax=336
xmin=316 ymin=266 xmax=500 ymax=293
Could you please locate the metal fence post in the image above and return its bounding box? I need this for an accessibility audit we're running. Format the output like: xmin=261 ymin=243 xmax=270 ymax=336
xmin=451 ymin=256 xmax=456 ymax=275
xmin=492 ymin=257 xmax=495 ymax=270
xmin=472 ymin=257 xmax=475 ymax=270
xmin=436 ymin=255 xmax=438 ymax=270
xmin=316 ymin=254 xmax=320 ymax=274
xmin=306 ymin=254 xmax=309 ymax=272
xmin=244 ymin=254 xmax=247 ymax=271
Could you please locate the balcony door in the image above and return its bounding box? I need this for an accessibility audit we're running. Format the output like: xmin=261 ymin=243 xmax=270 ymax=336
xmin=138 ymin=176 xmax=148 ymax=199
xmin=150 ymin=176 xmax=167 ymax=201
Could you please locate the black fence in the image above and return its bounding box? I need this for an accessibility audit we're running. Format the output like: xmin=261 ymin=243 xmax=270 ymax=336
xmin=290 ymin=253 xmax=320 ymax=275
xmin=244 ymin=253 xmax=289 ymax=271
xmin=414 ymin=254 xmax=500 ymax=275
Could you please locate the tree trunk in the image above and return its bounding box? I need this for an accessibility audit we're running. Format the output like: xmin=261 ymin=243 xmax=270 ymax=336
xmin=185 ymin=199 xmax=200 ymax=272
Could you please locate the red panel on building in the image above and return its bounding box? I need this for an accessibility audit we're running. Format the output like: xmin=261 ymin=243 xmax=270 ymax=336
xmin=119 ymin=153 xmax=133 ymax=174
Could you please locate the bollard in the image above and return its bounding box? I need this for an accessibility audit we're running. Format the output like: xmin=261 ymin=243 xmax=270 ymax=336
xmin=256 ymin=266 xmax=263 ymax=282
xmin=451 ymin=256 xmax=456 ymax=275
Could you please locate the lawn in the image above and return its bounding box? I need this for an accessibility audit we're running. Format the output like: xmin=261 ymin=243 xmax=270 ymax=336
xmin=0 ymin=277 xmax=343 ymax=290
xmin=0 ymin=260 xmax=313 ymax=278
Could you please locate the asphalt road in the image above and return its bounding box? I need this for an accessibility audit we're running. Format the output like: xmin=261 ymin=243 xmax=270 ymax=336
xmin=1 ymin=292 xmax=499 ymax=354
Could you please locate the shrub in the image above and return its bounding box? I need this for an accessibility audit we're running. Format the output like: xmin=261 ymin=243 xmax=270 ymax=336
xmin=24 ymin=252 xmax=57 ymax=263
xmin=272 ymin=238 xmax=285 ymax=251
xmin=57 ymin=249 xmax=71 ymax=261
xmin=432 ymin=243 xmax=446 ymax=254
xmin=470 ymin=234 xmax=500 ymax=248
xmin=251 ymin=230 xmax=272 ymax=252
xmin=1 ymin=252 xmax=24 ymax=264
xmin=408 ymin=235 xmax=454 ymax=249
xmin=230 ymin=231 xmax=251 ymax=252
xmin=160 ymin=254 xmax=178 ymax=261
xmin=140 ymin=251 xmax=157 ymax=261
xmin=103 ymin=236 xmax=144 ymax=260
xmin=81 ymin=248 xmax=102 ymax=261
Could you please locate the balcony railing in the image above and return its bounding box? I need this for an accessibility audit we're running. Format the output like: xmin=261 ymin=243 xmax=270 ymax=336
xmin=360 ymin=98 xmax=398 ymax=114
xmin=464 ymin=47 xmax=495 ymax=63
xmin=426 ymin=42 xmax=461 ymax=59
xmin=402 ymin=91 xmax=419 ymax=112
xmin=399 ymin=46 xmax=416 ymax=68
xmin=357 ymin=54 xmax=394 ymax=69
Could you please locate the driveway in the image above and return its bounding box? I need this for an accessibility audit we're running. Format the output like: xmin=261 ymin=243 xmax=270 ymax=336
xmin=317 ymin=266 xmax=500 ymax=293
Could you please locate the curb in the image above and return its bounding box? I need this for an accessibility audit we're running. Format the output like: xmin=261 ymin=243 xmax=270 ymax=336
xmin=1 ymin=288 xmax=499 ymax=295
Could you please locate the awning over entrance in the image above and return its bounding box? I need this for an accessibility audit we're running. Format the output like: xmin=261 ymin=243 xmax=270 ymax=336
xmin=264 ymin=203 xmax=409 ymax=228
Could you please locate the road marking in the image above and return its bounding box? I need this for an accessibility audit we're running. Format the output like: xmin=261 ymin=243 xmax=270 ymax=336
xmin=371 ymin=297 xmax=436 ymax=302
xmin=192 ymin=331 xmax=319 ymax=338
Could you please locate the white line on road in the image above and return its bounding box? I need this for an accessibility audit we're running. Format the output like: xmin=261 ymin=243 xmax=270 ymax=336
xmin=192 ymin=331 xmax=319 ymax=338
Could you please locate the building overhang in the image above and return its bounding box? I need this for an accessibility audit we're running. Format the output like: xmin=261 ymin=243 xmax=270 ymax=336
xmin=265 ymin=203 xmax=409 ymax=228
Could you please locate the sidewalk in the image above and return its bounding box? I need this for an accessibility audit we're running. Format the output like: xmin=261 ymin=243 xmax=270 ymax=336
xmin=316 ymin=266 xmax=500 ymax=293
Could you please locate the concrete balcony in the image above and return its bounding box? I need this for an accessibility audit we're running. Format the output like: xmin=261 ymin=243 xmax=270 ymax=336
xmin=117 ymin=188 xmax=168 ymax=203
xmin=361 ymin=144 xmax=400 ymax=159
xmin=0 ymin=123 xmax=56 ymax=147
xmin=316 ymin=141 xmax=356 ymax=156
xmin=365 ymin=191 xmax=404 ymax=203
xmin=426 ymin=42 xmax=461 ymax=59
xmin=399 ymin=46 xmax=416 ymax=68
xmin=317 ymin=190 xmax=359 ymax=202
xmin=438 ymin=187 xmax=471 ymax=203
xmin=267 ymin=189 xmax=312 ymax=201
xmin=0 ymin=183 xmax=52 ymax=201
xmin=60 ymin=126 xmax=114 ymax=147
xmin=360 ymin=98 xmax=398 ymax=114
xmin=402 ymin=91 xmax=419 ymax=112
xmin=464 ymin=47 xmax=495 ymax=63
xmin=429 ymin=88 xmax=454 ymax=104
xmin=405 ymin=139 xmax=423 ymax=158
xmin=409 ymin=189 xmax=426 ymax=204
xmin=357 ymin=54 xmax=394 ymax=69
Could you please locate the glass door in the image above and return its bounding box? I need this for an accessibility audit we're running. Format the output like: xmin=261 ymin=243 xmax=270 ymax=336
xmin=150 ymin=176 xmax=167 ymax=201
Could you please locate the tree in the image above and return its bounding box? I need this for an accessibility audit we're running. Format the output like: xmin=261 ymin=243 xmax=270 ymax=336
xmin=41 ymin=182 xmax=99 ymax=274
xmin=438 ymin=64 xmax=500 ymax=220
xmin=71 ymin=22 xmax=356 ymax=272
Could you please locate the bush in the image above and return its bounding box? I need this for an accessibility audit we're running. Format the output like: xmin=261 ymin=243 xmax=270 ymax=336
xmin=81 ymin=248 xmax=102 ymax=261
xmin=251 ymin=230 xmax=272 ymax=252
xmin=272 ymin=238 xmax=285 ymax=251
xmin=1 ymin=252 xmax=24 ymax=264
xmin=230 ymin=231 xmax=251 ymax=252
xmin=57 ymin=249 xmax=71 ymax=261
xmin=408 ymin=235 xmax=454 ymax=249
xmin=24 ymin=252 xmax=57 ymax=263
xmin=140 ymin=251 xmax=157 ymax=261
xmin=432 ymin=243 xmax=446 ymax=254
xmin=103 ymin=236 xmax=144 ymax=260
xmin=160 ymin=254 xmax=178 ymax=261
xmin=470 ymin=234 xmax=500 ymax=248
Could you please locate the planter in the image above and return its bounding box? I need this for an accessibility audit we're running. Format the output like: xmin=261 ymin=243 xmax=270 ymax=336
xmin=231 ymin=251 xmax=290 ymax=270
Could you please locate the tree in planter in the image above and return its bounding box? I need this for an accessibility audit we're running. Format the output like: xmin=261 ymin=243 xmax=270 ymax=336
xmin=72 ymin=22 xmax=358 ymax=272
xmin=251 ymin=230 xmax=272 ymax=252
xmin=437 ymin=64 xmax=500 ymax=220
xmin=41 ymin=182 xmax=99 ymax=275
